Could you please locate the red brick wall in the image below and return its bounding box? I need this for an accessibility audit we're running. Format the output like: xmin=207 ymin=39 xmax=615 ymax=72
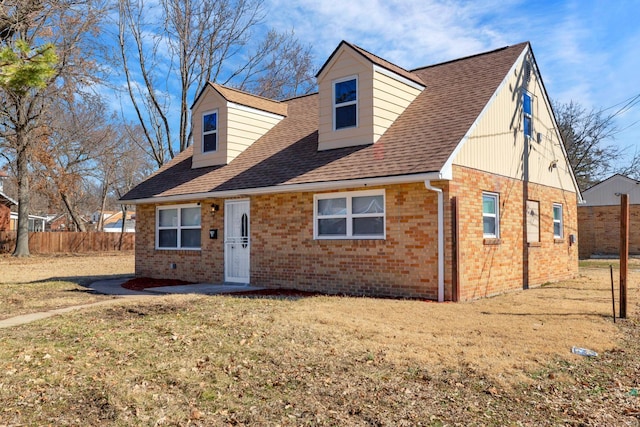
xmin=451 ymin=166 xmax=579 ymax=300
xmin=578 ymin=205 xmax=640 ymax=258
xmin=0 ymin=204 xmax=10 ymax=231
xmin=134 ymin=170 xmax=578 ymax=301
xmin=135 ymin=202 xmax=225 ymax=284
xmin=250 ymin=184 xmax=440 ymax=299
xmin=135 ymin=184 xmax=441 ymax=299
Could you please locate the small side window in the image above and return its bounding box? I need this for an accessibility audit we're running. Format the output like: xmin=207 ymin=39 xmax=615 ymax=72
xmin=553 ymin=203 xmax=563 ymax=238
xmin=482 ymin=192 xmax=499 ymax=238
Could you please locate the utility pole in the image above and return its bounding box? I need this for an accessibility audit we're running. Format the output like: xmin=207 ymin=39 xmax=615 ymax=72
xmin=620 ymin=194 xmax=629 ymax=319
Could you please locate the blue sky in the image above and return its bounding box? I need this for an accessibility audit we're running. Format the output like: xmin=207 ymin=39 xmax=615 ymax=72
xmin=263 ymin=0 xmax=640 ymax=163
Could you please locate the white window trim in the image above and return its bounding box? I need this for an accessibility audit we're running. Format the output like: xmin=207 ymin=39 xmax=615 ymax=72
xmin=156 ymin=203 xmax=202 ymax=250
xmin=332 ymin=75 xmax=358 ymax=131
xmin=553 ymin=203 xmax=563 ymax=239
xmin=314 ymin=189 xmax=385 ymax=240
xmin=202 ymin=109 xmax=218 ymax=153
xmin=482 ymin=192 xmax=500 ymax=238
xmin=523 ymin=91 xmax=532 ymax=138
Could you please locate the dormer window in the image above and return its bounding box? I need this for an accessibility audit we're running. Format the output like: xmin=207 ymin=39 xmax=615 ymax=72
xmin=333 ymin=76 xmax=357 ymax=130
xmin=203 ymin=110 xmax=218 ymax=152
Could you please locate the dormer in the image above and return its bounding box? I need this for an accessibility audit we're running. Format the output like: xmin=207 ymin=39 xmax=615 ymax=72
xmin=316 ymin=41 xmax=425 ymax=151
xmin=191 ymin=83 xmax=287 ymax=168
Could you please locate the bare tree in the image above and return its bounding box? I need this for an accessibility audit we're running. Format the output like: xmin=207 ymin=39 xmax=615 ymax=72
xmin=32 ymin=96 xmax=115 ymax=232
xmin=554 ymin=100 xmax=640 ymax=191
xmin=110 ymin=124 xmax=153 ymax=248
xmin=0 ymin=0 xmax=105 ymax=256
xmin=116 ymin=0 xmax=315 ymax=168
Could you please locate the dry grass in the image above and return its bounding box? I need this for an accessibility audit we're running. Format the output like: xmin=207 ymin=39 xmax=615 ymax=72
xmin=0 ymin=252 xmax=134 ymax=320
xmin=0 ymin=255 xmax=639 ymax=425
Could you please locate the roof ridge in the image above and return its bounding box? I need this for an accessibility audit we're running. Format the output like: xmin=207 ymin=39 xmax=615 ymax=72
xmin=210 ymin=82 xmax=286 ymax=105
xmin=348 ymin=41 xmax=414 ymax=75
xmin=411 ymin=42 xmax=530 ymax=72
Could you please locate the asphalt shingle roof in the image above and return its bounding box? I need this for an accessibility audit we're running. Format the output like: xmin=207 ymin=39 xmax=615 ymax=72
xmin=122 ymin=42 xmax=528 ymax=202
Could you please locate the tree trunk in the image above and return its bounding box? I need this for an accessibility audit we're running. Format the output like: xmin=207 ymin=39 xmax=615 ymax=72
xmin=60 ymin=191 xmax=87 ymax=232
xmin=118 ymin=204 xmax=128 ymax=250
xmin=13 ymin=143 xmax=31 ymax=257
xmin=96 ymin=183 xmax=109 ymax=232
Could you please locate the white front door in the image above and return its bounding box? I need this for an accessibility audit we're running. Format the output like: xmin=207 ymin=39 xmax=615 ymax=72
xmin=224 ymin=200 xmax=250 ymax=283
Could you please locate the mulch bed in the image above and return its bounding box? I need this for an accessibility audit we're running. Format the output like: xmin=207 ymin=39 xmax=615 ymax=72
xmin=121 ymin=277 xmax=195 ymax=291
xmin=121 ymin=277 xmax=323 ymax=297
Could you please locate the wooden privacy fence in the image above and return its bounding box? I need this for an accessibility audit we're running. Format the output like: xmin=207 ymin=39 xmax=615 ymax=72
xmin=0 ymin=232 xmax=135 ymax=254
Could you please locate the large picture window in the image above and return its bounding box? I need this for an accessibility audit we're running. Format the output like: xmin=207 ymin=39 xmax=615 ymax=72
xmin=553 ymin=203 xmax=563 ymax=238
xmin=203 ymin=111 xmax=218 ymax=152
xmin=333 ymin=76 xmax=357 ymax=130
xmin=315 ymin=190 xmax=385 ymax=239
xmin=482 ymin=192 xmax=500 ymax=238
xmin=156 ymin=204 xmax=201 ymax=249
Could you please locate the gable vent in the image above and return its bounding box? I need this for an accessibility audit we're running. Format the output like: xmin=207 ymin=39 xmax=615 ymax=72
xmin=523 ymin=60 xmax=531 ymax=87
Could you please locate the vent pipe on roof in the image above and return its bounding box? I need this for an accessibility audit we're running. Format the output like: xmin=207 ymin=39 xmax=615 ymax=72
xmin=424 ymin=180 xmax=444 ymax=302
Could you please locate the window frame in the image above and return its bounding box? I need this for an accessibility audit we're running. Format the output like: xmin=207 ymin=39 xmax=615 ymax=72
xmin=156 ymin=203 xmax=202 ymax=250
xmin=523 ymin=91 xmax=532 ymax=139
xmin=482 ymin=192 xmax=500 ymax=239
xmin=332 ymin=75 xmax=358 ymax=131
xmin=553 ymin=203 xmax=563 ymax=239
xmin=314 ymin=189 xmax=385 ymax=240
xmin=202 ymin=109 xmax=218 ymax=153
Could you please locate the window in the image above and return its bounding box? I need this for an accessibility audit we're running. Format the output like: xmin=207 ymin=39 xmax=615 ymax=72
xmin=315 ymin=190 xmax=384 ymax=239
xmin=523 ymin=92 xmax=532 ymax=138
xmin=482 ymin=192 xmax=499 ymax=238
xmin=333 ymin=76 xmax=357 ymax=130
xmin=156 ymin=204 xmax=201 ymax=249
xmin=553 ymin=203 xmax=563 ymax=238
xmin=203 ymin=111 xmax=218 ymax=152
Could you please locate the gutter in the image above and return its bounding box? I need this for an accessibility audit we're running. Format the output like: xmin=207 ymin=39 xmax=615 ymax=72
xmin=424 ymin=180 xmax=445 ymax=302
xmin=121 ymin=172 xmax=443 ymax=205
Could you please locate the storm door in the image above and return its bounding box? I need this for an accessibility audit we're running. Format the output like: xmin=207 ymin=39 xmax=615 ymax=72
xmin=224 ymin=200 xmax=250 ymax=283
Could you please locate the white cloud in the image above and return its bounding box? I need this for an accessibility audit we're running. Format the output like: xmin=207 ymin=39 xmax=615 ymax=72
xmin=264 ymin=0 xmax=640 ymax=161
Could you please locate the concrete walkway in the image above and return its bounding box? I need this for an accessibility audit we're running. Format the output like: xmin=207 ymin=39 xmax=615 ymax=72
xmin=0 ymin=278 xmax=265 ymax=329
xmin=87 ymin=278 xmax=265 ymax=296
xmin=0 ymin=298 xmax=146 ymax=329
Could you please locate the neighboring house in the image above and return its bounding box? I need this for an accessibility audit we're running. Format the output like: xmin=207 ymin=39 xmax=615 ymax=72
xmin=578 ymin=174 xmax=640 ymax=258
xmin=121 ymin=41 xmax=581 ymax=301
xmin=91 ymin=210 xmax=119 ymax=225
xmin=0 ymin=170 xmax=12 ymax=231
xmin=103 ymin=211 xmax=136 ymax=233
xmin=0 ymin=192 xmax=17 ymax=232
xmin=47 ymin=213 xmax=90 ymax=232
xmin=8 ymin=212 xmax=47 ymax=232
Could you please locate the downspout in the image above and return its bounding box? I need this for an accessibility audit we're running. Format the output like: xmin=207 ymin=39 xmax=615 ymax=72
xmin=425 ymin=180 xmax=444 ymax=302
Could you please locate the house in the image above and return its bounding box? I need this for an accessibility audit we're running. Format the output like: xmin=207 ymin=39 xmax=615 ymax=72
xmin=121 ymin=41 xmax=581 ymax=301
xmin=578 ymin=174 xmax=640 ymax=258
xmin=0 ymin=192 xmax=16 ymax=232
xmin=103 ymin=211 xmax=136 ymax=233
xmin=8 ymin=212 xmax=47 ymax=232
xmin=0 ymin=170 xmax=13 ymax=231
